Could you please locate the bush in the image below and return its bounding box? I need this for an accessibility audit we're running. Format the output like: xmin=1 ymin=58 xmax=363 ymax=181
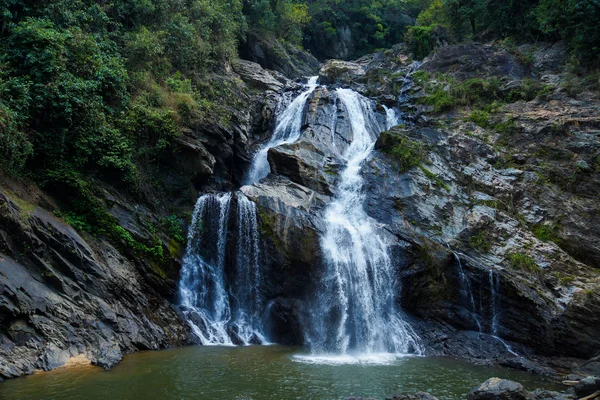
xmin=467 ymin=110 xmax=490 ymax=128
xmin=379 ymin=131 xmax=424 ymax=172
xmin=508 ymin=252 xmax=541 ymax=272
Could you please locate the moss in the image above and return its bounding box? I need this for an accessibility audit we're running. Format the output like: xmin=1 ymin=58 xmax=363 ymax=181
xmin=507 ymin=252 xmax=541 ymax=273
xmin=168 ymin=238 xmax=184 ymax=258
xmin=420 ymin=166 xmax=450 ymax=191
xmin=418 ymin=89 xmax=456 ymax=112
xmin=379 ymin=131 xmax=424 ymax=172
xmin=324 ymin=164 xmax=338 ymax=176
xmin=554 ymin=272 xmax=575 ymax=286
xmin=532 ymin=224 xmax=561 ymax=244
xmin=256 ymin=205 xmax=286 ymax=255
xmin=468 ymin=231 xmax=492 ymax=252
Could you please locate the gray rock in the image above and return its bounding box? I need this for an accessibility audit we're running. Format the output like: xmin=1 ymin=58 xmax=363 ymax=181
xmin=574 ymin=376 xmax=600 ymax=398
xmin=233 ymin=59 xmax=284 ymax=92
xmin=467 ymin=378 xmax=529 ymax=400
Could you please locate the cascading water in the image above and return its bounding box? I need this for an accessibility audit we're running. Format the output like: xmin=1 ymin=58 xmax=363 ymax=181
xmin=179 ymin=193 xmax=234 ymax=345
xmin=245 ymin=76 xmax=319 ymax=185
xmin=230 ymin=195 xmax=268 ymax=344
xmin=179 ymin=77 xmax=322 ymax=346
xmin=488 ymin=269 xmax=520 ymax=356
xmin=449 ymin=248 xmax=482 ymax=332
xmin=300 ymin=88 xmax=421 ymax=362
xmin=178 ymin=192 xmax=267 ymax=345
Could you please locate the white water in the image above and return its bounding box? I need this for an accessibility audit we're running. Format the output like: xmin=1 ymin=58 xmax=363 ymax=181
xmin=384 ymin=105 xmax=400 ymax=129
xmin=179 ymin=193 xmax=234 ymax=345
xmin=245 ymin=77 xmax=319 ymax=185
xmin=450 ymin=249 xmax=483 ymax=332
xmin=301 ymin=88 xmax=421 ymax=363
xmin=488 ymin=269 xmax=520 ymax=357
xmin=179 ymin=192 xmax=267 ymax=345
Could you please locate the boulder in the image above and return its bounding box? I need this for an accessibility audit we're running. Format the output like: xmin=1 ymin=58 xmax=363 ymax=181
xmin=467 ymin=378 xmax=530 ymax=400
xmin=233 ymin=59 xmax=284 ymax=92
xmin=574 ymin=376 xmax=600 ymax=398
xmin=319 ymin=59 xmax=365 ymax=85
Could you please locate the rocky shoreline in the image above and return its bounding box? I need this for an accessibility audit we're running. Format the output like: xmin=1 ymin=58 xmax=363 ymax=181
xmin=349 ymin=376 xmax=600 ymax=400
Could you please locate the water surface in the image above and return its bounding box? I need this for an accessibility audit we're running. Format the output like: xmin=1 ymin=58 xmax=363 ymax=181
xmin=0 ymin=346 xmax=559 ymax=400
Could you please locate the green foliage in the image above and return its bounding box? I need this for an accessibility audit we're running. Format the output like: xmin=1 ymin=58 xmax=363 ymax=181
xmin=415 ymin=75 xmax=503 ymax=112
xmin=161 ymin=215 xmax=185 ymax=243
xmin=420 ymin=166 xmax=450 ymax=191
xmin=508 ymin=252 xmax=541 ymax=272
xmin=412 ymin=0 xmax=600 ymax=66
xmin=299 ymin=0 xmax=419 ymax=58
xmin=379 ymin=131 xmax=424 ymax=172
xmin=404 ymin=25 xmax=438 ymax=60
xmin=0 ymin=0 xmax=246 ymax=262
xmin=467 ymin=110 xmax=490 ymax=128
xmin=469 ymin=231 xmax=492 ymax=252
xmin=532 ymin=223 xmax=561 ymax=243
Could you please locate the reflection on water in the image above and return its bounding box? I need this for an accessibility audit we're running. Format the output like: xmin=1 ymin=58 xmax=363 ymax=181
xmin=0 ymin=346 xmax=559 ymax=400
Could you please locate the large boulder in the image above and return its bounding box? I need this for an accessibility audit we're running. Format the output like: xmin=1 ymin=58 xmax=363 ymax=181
xmin=467 ymin=378 xmax=530 ymax=400
xmin=240 ymin=30 xmax=320 ymax=79
xmin=233 ymin=59 xmax=284 ymax=92
xmin=319 ymin=59 xmax=365 ymax=85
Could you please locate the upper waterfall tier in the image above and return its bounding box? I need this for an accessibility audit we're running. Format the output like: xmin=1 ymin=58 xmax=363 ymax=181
xmin=245 ymin=76 xmax=319 ymax=185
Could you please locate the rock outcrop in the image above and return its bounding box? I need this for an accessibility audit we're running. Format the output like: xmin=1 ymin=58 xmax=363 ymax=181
xmin=0 ymin=184 xmax=192 ymax=378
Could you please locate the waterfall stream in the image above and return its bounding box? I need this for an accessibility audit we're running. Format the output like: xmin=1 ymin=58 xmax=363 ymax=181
xmin=299 ymin=88 xmax=421 ymax=362
xmin=178 ymin=192 xmax=267 ymax=345
xmin=245 ymin=76 xmax=319 ymax=185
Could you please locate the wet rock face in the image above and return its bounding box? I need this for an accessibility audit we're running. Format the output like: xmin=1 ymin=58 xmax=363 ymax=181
xmin=0 ymin=191 xmax=192 ymax=378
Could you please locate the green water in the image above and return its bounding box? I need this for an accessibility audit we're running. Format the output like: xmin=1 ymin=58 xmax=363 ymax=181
xmin=0 ymin=346 xmax=559 ymax=400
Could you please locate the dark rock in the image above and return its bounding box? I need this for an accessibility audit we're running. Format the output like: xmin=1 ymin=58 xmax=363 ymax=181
xmin=574 ymin=376 xmax=600 ymax=398
xmin=387 ymin=392 xmax=439 ymax=400
xmin=467 ymin=378 xmax=529 ymax=400
xmin=530 ymin=389 xmax=575 ymax=400
xmin=0 ymin=190 xmax=193 ymax=379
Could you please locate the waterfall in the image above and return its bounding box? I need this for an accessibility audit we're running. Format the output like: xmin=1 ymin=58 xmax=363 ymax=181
xmin=245 ymin=76 xmax=319 ymax=185
xmin=230 ymin=194 xmax=268 ymax=344
xmin=179 ymin=193 xmax=234 ymax=345
xmin=384 ymin=105 xmax=400 ymax=129
xmin=449 ymin=249 xmax=482 ymax=332
xmin=178 ymin=192 xmax=267 ymax=345
xmin=488 ymin=269 xmax=519 ymax=357
xmin=301 ymin=88 xmax=421 ymax=361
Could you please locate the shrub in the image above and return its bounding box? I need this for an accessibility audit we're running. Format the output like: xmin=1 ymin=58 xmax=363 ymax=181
xmin=467 ymin=110 xmax=490 ymax=128
xmin=379 ymin=132 xmax=424 ymax=172
xmin=469 ymin=231 xmax=492 ymax=252
xmin=508 ymin=252 xmax=541 ymax=272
